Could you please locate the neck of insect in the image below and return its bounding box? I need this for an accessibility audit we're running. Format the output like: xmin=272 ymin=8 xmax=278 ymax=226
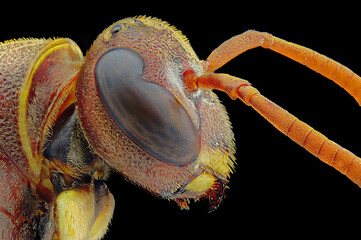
xmin=184 ymin=69 xmax=361 ymax=188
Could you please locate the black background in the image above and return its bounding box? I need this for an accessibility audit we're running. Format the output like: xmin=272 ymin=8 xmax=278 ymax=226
xmin=2 ymin=2 xmax=361 ymax=238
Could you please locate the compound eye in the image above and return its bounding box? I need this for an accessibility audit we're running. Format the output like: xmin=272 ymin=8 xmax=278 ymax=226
xmin=95 ymin=48 xmax=200 ymax=166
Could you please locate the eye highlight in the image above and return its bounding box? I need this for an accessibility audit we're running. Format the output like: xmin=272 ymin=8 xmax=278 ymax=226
xmin=95 ymin=48 xmax=200 ymax=166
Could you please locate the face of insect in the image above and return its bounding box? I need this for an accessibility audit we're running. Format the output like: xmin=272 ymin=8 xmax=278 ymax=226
xmin=76 ymin=16 xmax=236 ymax=210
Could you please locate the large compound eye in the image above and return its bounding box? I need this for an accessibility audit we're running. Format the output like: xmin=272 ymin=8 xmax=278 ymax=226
xmin=95 ymin=49 xmax=200 ymax=166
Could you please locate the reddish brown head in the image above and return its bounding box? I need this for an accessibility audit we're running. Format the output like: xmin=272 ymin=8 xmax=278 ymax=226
xmin=76 ymin=16 xmax=235 ymax=206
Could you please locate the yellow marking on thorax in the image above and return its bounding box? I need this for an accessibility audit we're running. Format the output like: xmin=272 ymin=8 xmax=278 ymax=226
xmin=18 ymin=38 xmax=81 ymax=182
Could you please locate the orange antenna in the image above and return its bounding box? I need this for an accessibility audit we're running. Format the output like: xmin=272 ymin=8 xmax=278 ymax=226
xmin=184 ymin=30 xmax=361 ymax=187
xmin=205 ymin=30 xmax=361 ymax=106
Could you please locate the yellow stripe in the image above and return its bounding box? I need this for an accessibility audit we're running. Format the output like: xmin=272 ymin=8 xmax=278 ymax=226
xmin=18 ymin=38 xmax=82 ymax=182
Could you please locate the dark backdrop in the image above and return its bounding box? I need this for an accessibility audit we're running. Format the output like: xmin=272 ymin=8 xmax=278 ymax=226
xmin=2 ymin=2 xmax=360 ymax=238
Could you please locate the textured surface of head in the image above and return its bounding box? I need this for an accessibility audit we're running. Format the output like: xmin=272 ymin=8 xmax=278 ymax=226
xmin=76 ymin=16 xmax=235 ymax=200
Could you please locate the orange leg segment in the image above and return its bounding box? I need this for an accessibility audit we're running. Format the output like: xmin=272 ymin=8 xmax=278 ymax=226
xmin=184 ymin=71 xmax=361 ymax=187
xmin=206 ymin=30 xmax=361 ymax=106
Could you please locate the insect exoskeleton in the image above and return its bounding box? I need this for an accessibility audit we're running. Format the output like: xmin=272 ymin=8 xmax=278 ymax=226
xmin=0 ymin=16 xmax=237 ymax=239
xmin=76 ymin=16 xmax=236 ymax=210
